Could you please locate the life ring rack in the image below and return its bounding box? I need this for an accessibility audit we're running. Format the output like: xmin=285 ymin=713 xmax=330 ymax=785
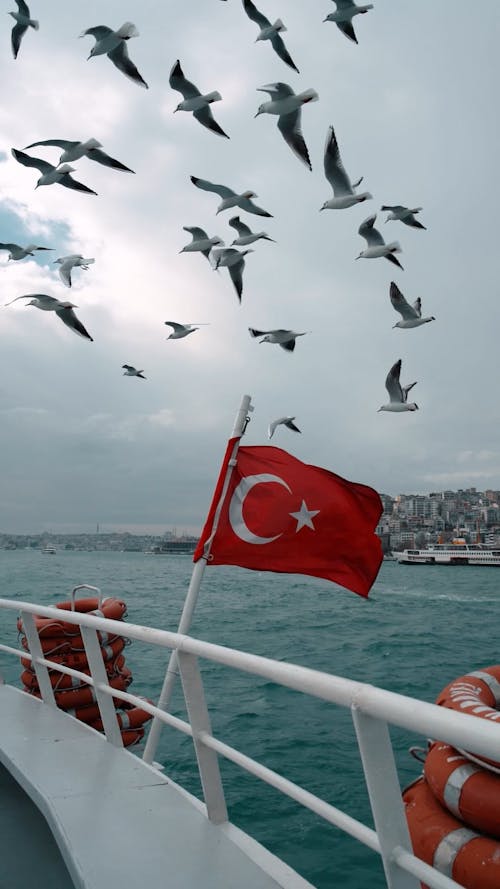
xmin=17 ymin=583 xmax=127 ymax=638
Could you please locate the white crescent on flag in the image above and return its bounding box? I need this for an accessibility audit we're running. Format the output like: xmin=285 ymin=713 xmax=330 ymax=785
xmin=228 ymin=473 xmax=291 ymax=544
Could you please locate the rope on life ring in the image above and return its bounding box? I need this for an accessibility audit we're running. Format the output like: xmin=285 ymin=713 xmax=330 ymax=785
xmin=435 ymin=664 xmax=500 ymax=770
xmin=17 ymin=597 xmax=127 ymax=638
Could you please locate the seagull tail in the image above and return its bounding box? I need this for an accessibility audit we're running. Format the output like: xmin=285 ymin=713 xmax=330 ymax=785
xmin=272 ymin=19 xmax=287 ymax=33
xmin=248 ymin=328 xmax=265 ymax=338
xmin=299 ymin=88 xmax=319 ymax=104
xmin=204 ymin=91 xmax=222 ymax=104
xmin=116 ymin=22 xmax=139 ymax=39
xmin=387 ymin=242 xmax=402 ymax=253
xmin=30 ymin=19 xmax=39 ymax=30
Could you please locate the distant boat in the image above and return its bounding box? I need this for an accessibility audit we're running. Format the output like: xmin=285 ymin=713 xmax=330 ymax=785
xmin=41 ymin=544 xmax=56 ymax=555
xmin=396 ymin=540 xmax=500 ymax=566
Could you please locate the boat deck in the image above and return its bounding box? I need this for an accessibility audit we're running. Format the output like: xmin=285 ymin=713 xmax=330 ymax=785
xmin=0 ymin=685 xmax=313 ymax=889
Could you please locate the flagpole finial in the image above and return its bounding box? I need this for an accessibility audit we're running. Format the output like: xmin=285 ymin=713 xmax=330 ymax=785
xmin=232 ymin=394 xmax=254 ymax=438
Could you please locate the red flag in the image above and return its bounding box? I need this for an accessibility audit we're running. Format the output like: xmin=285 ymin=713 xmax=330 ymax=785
xmin=194 ymin=444 xmax=383 ymax=597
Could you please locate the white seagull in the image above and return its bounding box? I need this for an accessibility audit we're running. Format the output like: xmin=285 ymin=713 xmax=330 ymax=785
xmin=180 ymin=227 xmax=224 ymax=260
xmin=80 ymin=23 xmax=148 ymax=89
xmin=4 ymin=294 xmax=93 ymax=341
xmin=242 ymin=0 xmax=299 ymax=73
xmin=268 ymin=416 xmax=301 ymax=438
xmin=9 ymin=0 xmax=38 ymax=59
xmin=169 ymin=60 xmax=229 ymax=139
xmin=378 ymin=360 xmax=418 ymax=412
xmin=0 ymin=242 xmax=53 ymax=261
xmin=381 ymin=204 xmax=427 ymax=230
xmin=320 ymin=126 xmax=372 ymax=210
xmin=11 ymin=148 xmax=97 ymax=194
xmin=165 ymin=322 xmax=209 ymax=340
xmin=210 ymin=248 xmax=253 ymax=303
xmin=248 ymin=328 xmax=307 ymax=352
xmin=22 ymin=138 xmax=134 ymax=172
xmin=323 ymin=1 xmax=374 ymax=44
xmin=53 ymin=255 xmax=95 ymax=288
xmin=356 ymin=215 xmax=403 ymax=269
xmin=255 ymin=83 xmax=319 ymax=171
xmin=228 ymin=217 xmax=274 ymax=246
xmin=122 ymin=365 xmax=146 ymax=379
xmin=390 ymin=282 xmax=435 ymax=329
xmin=190 ymin=176 xmax=272 ymax=217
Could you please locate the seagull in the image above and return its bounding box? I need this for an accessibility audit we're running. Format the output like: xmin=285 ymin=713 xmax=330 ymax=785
xmin=248 ymin=328 xmax=307 ymax=352
xmin=381 ymin=205 xmax=427 ymax=230
xmin=53 ymin=255 xmax=95 ymax=288
xmin=390 ymin=282 xmax=435 ymax=329
xmin=242 ymin=0 xmax=299 ymax=73
xmin=228 ymin=217 xmax=274 ymax=246
xmin=165 ymin=322 xmax=209 ymax=340
xmin=80 ymin=23 xmax=148 ymax=89
xmin=190 ymin=176 xmax=272 ymax=217
xmin=11 ymin=148 xmax=97 ymax=194
xmin=122 ymin=365 xmax=146 ymax=379
xmin=180 ymin=227 xmax=224 ymax=260
xmin=22 ymin=138 xmax=134 ymax=172
xmin=4 ymin=294 xmax=93 ymax=341
xmin=320 ymin=126 xmax=372 ymax=210
xmin=268 ymin=416 xmax=301 ymax=438
xmin=356 ymin=215 xmax=403 ymax=269
xmin=378 ymin=360 xmax=418 ymax=412
xmin=0 ymin=242 xmax=53 ymax=261
xmin=323 ymin=1 xmax=374 ymax=44
xmin=210 ymin=248 xmax=253 ymax=302
xmin=254 ymin=83 xmax=318 ymax=171
xmin=169 ymin=61 xmax=229 ymax=139
xmin=9 ymin=0 xmax=38 ymax=59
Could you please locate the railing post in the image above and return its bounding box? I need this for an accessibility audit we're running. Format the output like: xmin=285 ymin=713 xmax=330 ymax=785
xmin=177 ymin=650 xmax=228 ymax=824
xmin=21 ymin=611 xmax=57 ymax=707
xmin=351 ymin=706 xmax=420 ymax=889
xmin=80 ymin=625 xmax=123 ymax=747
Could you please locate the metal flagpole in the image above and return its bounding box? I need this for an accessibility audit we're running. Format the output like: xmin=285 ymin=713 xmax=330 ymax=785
xmin=143 ymin=394 xmax=253 ymax=765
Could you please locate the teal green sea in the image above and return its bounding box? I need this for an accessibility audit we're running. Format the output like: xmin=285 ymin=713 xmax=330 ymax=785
xmin=1 ymin=551 xmax=499 ymax=888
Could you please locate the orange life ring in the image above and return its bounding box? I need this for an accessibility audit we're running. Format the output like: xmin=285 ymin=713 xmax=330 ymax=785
xmin=17 ymin=597 xmax=127 ymax=638
xmin=404 ymin=776 xmax=500 ymax=889
xmin=21 ymin=655 xmax=127 ymax=692
xmin=121 ymin=728 xmax=145 ymax=747
xmin=90 ymin=701 xmax=153 ymax=733
xmin=21 ymin=635 xmax=71 ymax=655
xmin=436 ymin=665 xmax=500 ymax=769
xmin=424 ymin=741 xmax=500 ymax=839
xmin=25 ymin=671 xmax=132 ymax=709
xmin=20 ymin=636 xmax=127 ymax=671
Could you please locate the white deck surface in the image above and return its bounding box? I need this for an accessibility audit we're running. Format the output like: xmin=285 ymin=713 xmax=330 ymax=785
xmin=0 ymin=685 xmax=314 ymax=889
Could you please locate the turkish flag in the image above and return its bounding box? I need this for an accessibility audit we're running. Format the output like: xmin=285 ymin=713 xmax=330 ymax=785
xmin=194 ymin=444 xmax=383 ymax=597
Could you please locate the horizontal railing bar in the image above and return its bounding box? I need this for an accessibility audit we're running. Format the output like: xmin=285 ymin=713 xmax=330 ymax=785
xmin=393 ymin=846 xmax=464 ymax=889
xmin=94 ymin=684 xmax=194 ymax=737
xmin=35 ymin=658 xmax=94 ymax=685
xmin=0 ymin=643 xmax=29 ymax=659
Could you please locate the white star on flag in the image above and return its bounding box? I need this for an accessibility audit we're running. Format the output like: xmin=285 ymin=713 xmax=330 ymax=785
xmin=289 ymin=500 xmax=320 ymax=532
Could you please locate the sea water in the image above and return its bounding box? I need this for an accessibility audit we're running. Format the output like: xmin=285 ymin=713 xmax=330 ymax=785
xmin=1 ymin=551 xmax=499 ymax=888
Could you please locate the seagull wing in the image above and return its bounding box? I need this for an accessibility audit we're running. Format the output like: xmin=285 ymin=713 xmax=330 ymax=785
xmin=358 ymin=214 xmax=384 ymax=246
xmin=257 ymin=82 xmax=295 ymax=100
xmin=243 ymin=0 xmax=270 ymax=27
xmin=228 ymin=258 xmax=245 ymax=303
xmin=183 ymin=226 xmax=209 ymax=241
xmin=55 ymin=305 xmax=93 ymax=341
xmin=278 ymin=110 xmax=312 ymax=170
xmin=87 ymin=148 xmax=135 ymax=172
xmin=381 ymin=204 xmax=405 ymax=213
xmin=107 ymin=42 xmax=148 ymax=89
xmin=284 ymin=418 xmax=301 ymax=432
xmin=403 ymin=381 xmax=417 ymax=401
xmin=169 ymin=60 xmax=201 ymax=99
xmin=336 ymin=20 xmax=358 ymax=43
xmin=190 ymin=176 xmax=234 ymax=199
xmin=11 ymin=148 xmax=54 ymax=174
xmin=413 ymin=297 xmax=422 ymax=317
xmin=11 ymin=23 xmax=28 ymax=59
xmin=164 ymin=322 xmax=187 ymax=333
xmin=280 ymin=338 xmax=297 ymax=352
xmin=23 ymin=139 xmax=75 ymax=151
xmin=193 ymin=106 xmax=230 ymax=139
xmin=0 ymin=243 xmax=21 ymax=252
xmin=390 ymin=282 xmax=418 ymax=320
xmin=239 ymin=196 xmax=273 ymax=217
xmin=323 ymin=126 xmax=354 ymax=196
xmin=57 ymin=261 xmax=74 ymax=288
xmin=228 ymin=217 xmax=251 ymax=236
xmin=385 ymin=360 xmax=404 ymax=403
xmin=270 ymin=33 xmax=299 ymax=73
xmin=15 ymin=0 xmax=31 ymax=14
xmin=58 ymin=172 xmax=97 ymax=195
xmin=81 ymin=26 xmax=113 ymax=41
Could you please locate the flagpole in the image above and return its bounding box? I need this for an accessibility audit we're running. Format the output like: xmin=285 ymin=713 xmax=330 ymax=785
xmin=143 ymin=394 xmax=253 ymax=765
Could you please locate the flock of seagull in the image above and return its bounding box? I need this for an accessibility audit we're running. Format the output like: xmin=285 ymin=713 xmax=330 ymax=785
xmin=4 ymin=0 xmax=435 ymax=435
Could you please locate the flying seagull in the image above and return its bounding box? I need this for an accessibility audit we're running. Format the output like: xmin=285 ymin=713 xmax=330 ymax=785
xmin=180 ymin=226 xmax=224 ymax=260
xmin=323 ymin=1 xmax=374 ymax=45
xmin=9 ymin=0 xmax=38 ymax=59
xmin=165 ymin=322 xmax=209 ymax=340
xmin=390 ymin=282 xmax=435 ymax=329
xmin=242 ymin=0 xmax=299 ymax=73
xmin=53 ymin=255 xmax=95 ymax=288
xmin=80 ymin=23 xmax=148 ymax=89
xmin=122 ymin=365 xmax=146 ymax=379
xmin=381 ymin=205 xmax=427 ymax=230
xmin=320 ymin=126 xmax=371 ymax=210
xmin=378 ymin=359 xmax=418 ymax=412
xmin=356 ymin=214 xmax=403 ymax=269
xmin=169 ymin=61 xmax=229 ymax=139
xmin=268 ymin=416 xmax=301 ymax=438
xmin=190 ymin=176 xmax=272 ymax=217
xmin=4 ymin=294 xmax=93 ymax=341
xmin=11 ymin=148 xmax=97 ymax=194
xmin=255 ymin=82 xmax=318 ymax=171
xmin=22 ymin=138 xmax=134 ymax=172
xmin=210 ymin=247 xmax=253 ymax=302
xmin=248 ymin=328 xmax=307 ymax=352
xmin=228 ymin=217 xmax=274 ymax=246
xmin=0 ymin=242 xmax=52 ymax=261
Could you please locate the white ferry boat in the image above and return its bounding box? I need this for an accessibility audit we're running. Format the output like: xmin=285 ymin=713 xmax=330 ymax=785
xmin=396 ymin=540 xmax=500 ymax=566
xmin=41 ymin=544 xmax=57 ymax=555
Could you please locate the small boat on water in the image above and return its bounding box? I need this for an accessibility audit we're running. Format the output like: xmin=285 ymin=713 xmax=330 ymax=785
xmin=396 ymin=539 xmax=500 ymax=566
xmin=41 ymin=544 xmax=56 ymax=555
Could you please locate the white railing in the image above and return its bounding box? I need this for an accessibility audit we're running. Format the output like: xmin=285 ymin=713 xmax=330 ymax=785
xmin=1 ymin=594 xmax=499 ymax=889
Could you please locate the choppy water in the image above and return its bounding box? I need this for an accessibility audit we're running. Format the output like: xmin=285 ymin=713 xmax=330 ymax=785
xmin=1 ymin=551 xmax=499 ymax=888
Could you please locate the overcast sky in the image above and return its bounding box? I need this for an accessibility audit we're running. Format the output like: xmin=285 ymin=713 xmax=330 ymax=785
xmin=0 ymin=1 xmax=499 ymax=534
